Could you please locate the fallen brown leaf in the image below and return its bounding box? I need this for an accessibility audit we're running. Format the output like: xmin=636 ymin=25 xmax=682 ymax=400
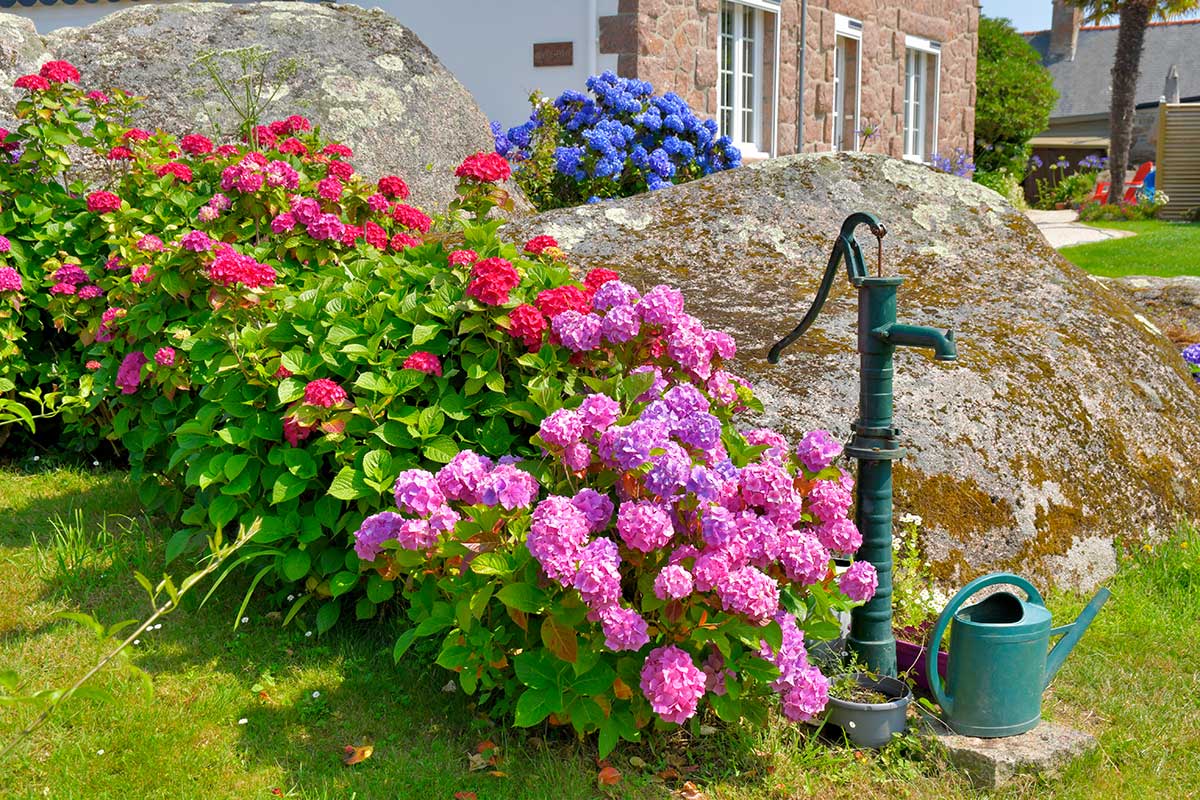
xmin=453 ymin=793 xmax=477 ymax=800
xmin=674 ymin=781 xmax=708 ymax=800
xmin=597 ymin=765 xmax=622 ymax=786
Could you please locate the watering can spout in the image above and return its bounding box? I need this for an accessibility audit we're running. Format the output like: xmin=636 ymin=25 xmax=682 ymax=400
xmin=1044 ymin=587 xmax=1111 ymax=687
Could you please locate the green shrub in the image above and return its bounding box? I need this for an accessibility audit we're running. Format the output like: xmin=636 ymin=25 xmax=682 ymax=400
xmin=973 ymin=168 xmax=1027 ymax=208
xmin=974 ymin=17 xmax=1058 ymax=174
xmin=1078 ymin=191 xmax=1169 ymax=221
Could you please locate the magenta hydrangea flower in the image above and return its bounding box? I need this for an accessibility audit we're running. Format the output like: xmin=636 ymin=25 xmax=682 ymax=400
xmin=666 ymin=322 xmax=715 ymax=379
xmin=392 ymin=469 xmax=446 ymax=516
xmin=115 ymin=351 xmax=147 ymax=395
xmin=738 ymin=462 xmax=793 ymax=509
xmin=551 ymin=310 xmax=603 ymax=352
xmin=477 ymin=463 xmax=539 ymax=510
xmin=0 ymin=267 xmax=22 ymax=292
xmin=307 ymin=213 xmax=345 ymax=242
xmin=653 ymin=564 xmax=694 ymax=601
xmin=797 ymin=429 xmax=843 ymax=472
xmin=290 ymin=196 xmax=320 ymax=224
xmin=303 ymin=378 xmax=347 ymax=408
xmin=777 ymin=664 xmax=830 ymax=722
xmin=539 ymin=407 xmax=583 ymax=448
xmin=640 ymin=645 xmax=707 ymax=724
xmin=838 ymin=560 xmax=878 ymax=603
xmin=616 ymin=501 xmax=674 ymax=553
xmin=179 ymin=230 xmax=214 ymax=252
xmin=396 ymin=517 xmax=439 ymax=550
xmin=715 ymin=566 xmax=780 ymax=623
xmin=0 ymin=234 xmax=11 ymax=253
xmin=136 ymin=234 xmax=164 ymax=252
xmin=637 ymin=284 xmax=686 ymax=330
xmin=693 ymin=548 xmax=733 ymax=592
xmin=197 ymin=205 xmax=219 ymax=223
xmin=154 ymin=346 xmax=176 ymax=366
xmin=570 ymin=488 xmax=614 ymax=533
xmin=778 ymin=530 xmax=830 ymax=585
xmin=573 ymin=537 xmax=622 ymax=608
xmin=354 ymin=511 xmax=406 ymax=560
xmin=808 ymin=478 xmax=853 ymax=524
xmin=562 ymin=442 xmax=592 ymax=472
xmin=817 ymin=518 xmax=862 ymax=554
xmin=578 ymin=393 xmax=620 ymax=437
xmin=265 ymin=160 xmax=300 ymax=189
xmin=597 ymin=604 xmax=650 ymax=652
xmin=436 ymin=450 xmax=493 ymax=504
xmin=527 ymin=495 xmax=591 ymax=585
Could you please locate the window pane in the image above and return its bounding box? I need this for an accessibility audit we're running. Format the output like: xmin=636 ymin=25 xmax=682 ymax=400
xmin=835 ymin=36 xmax=859 ymax=151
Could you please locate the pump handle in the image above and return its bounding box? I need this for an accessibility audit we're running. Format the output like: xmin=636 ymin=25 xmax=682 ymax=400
xmin=767 ymin=212 xmax=885 ymax=364
xmin=926 ymin=572 xmax=1045 ymax=714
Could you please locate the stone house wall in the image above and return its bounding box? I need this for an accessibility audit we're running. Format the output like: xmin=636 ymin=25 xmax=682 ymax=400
xmin=603 ymin=0 xmax=979 ymax=158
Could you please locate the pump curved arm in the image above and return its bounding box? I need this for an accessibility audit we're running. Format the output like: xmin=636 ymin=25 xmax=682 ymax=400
xmin=926 ymin=572 xmax=1045 ymax=714
xmin=767 ymin=212 xmax=886 ymax=364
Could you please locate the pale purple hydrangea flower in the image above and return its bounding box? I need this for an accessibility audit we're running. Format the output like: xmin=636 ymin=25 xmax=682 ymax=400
xmin=707 ymin=371 xmax=738 ymax=406
xmin=796 ymin=429 xmax=843 ymax=472
xmin=196 ymin=205 xmax=219 ymax=223
xmin=478 ymin=463 xmax=539 ymax=510
xmin=706 ymin=330 xmax=736 ymax=360
xmin=616 ymin=500 xmax=674 ymax=552
xmin=573 ymin=537 xmax=622 ymax=608
xmin=427 ymin=505 xmax=461 ymax=532
xmin=571 ymin=489 xmax=614 ymax=533
xmin=436 ymin=450 xmax=494 ymax=504
xmin=686 ymin=466 xmax=722 ymax=503
xmin=673 ymin=411 xmax=721 ymax=450
xmin=653 ymin=564 xmax=694 ymax=601
xmin=839 ymin=560 xmax=878 ymax=603
xmin=663 ymin=384 xmax=709 ymax=417
xmin=539 ymin=407 xmax=584 ymax=448
xmin=354 ymin=511 xmax=406 ymax=560
xmin=591 ymin=279 xmax=640 ymax=311
xmin=610 ymin=419 xmax=667 ymax=470
xmin=778 ymin=665 xmax=830 ymax=722
xmin=600 ymin=304 xmax=641 ymax=343
xmin=552 ymin=310 xmax=603 ymax=352
xmin=640 ymin=645 xmax=706 ymax=724
xmin=393 ymin=469 xmax=446 ymax=516
xmin=598 ymin=605 xmax=650 ymax=652
xmin=667 ymin=323 xmax=715 ymax=378
xmin=307 ymin=213 xmax=345 ymax=242
xmin=645 ymin=442 xmax=691 ymax=498
xmin=716 ymin=566 xmax=780 ymax=623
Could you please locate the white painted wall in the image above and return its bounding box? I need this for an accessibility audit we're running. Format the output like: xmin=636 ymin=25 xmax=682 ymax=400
xmin=360 ymin=0 xmax=619 ymax=127
xmin=5 ymin=0 xmax=620 ymax=128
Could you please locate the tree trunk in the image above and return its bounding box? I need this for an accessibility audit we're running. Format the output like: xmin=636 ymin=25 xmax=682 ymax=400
xmin=1106 ymin=0 xmax=1154 ymax=204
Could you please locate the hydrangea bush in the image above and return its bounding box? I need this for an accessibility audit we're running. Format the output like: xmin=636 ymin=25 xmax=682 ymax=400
xmin=493 ymin=71 xmax=741 ymax=210
xmin=1 ymin=62 xmax=876 ymax=749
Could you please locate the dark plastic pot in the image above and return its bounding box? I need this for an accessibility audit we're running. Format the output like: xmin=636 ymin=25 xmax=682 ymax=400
xmin=895 ymin=639 xmax=948 ymax=694
xmin=823 ymin=673 xmax=912 ymax=748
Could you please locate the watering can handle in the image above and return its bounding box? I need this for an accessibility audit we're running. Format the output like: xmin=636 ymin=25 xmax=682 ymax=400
xmin=767 ymin=211 xmax=884 ymax=364
xmin=926 ymin=572 xmax=1045 ymax=714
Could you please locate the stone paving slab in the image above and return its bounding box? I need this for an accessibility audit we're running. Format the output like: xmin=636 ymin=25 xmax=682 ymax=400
xmin=1025 ymin=209 xmax=1137 ymax=249
xmin=919 ymin=717 xmax=1098 ymax=790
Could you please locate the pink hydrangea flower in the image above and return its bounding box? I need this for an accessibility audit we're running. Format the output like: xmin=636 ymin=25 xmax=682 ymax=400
xmin=402 ymin=351 xmax=442 ymax=376
xmin=302 ymin=378 xmax=348 ymax=408
xmin=354 ymin=511 xmax=405 ymax=560
xmin=392 ymin=469 xmax=446 ymax=516
xmin=838 ymin=560 xmax=878 ymax=603
xmin=653 ymin=564 xmax=694 ymax=601
xmin=539 ymin=408 xmax=583 ymax=449
xmin=130 ymin=266 xmax=151 ymax=285
xmin=154 ymin=346 xmax=176 ymax=366
xmin=316 ymin=176 xmax=343 ymax=201
xmin=640 ymin=645 xmax=707 ymax=724
xmin=86 ymin=191 xmax=121 ymax=214
xmin=136 ymin=235 xmax=164 ymax=252
xmin=0 ymin=267 xmax=22 ymax=292
xmin=527 ymin=495 xmax=590 ymax=585
xmin=572 ymin=537 xmax=622 ymax=609
xmin=436 ymin=450 xmax=494 ymax=505
xmin=596 ymin=605 xmax=650 ymax=652
xmin=115 ymin=351 xmax=147 ymax=395
xmin=616 ymin=501 xmax=674 ymax=553
xmin=796 ymin=429 xmax=843 ymax=473
xmin=447 ymin=249 xmax=477 ymax=267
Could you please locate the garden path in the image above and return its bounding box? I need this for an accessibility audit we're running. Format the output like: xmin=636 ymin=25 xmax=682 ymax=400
xmin=1026 ymin=209 xmax=1137 ymax=249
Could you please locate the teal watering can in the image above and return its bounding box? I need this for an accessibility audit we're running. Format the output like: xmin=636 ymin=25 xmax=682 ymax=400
xmin=927 ymin=572 xmax=1110 ymax=737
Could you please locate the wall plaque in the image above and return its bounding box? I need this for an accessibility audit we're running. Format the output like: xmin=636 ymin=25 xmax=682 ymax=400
xmin=533 ymin=41 xmax=574 ymax=68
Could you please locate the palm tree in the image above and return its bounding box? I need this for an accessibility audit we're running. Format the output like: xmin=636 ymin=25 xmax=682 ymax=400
xmin=1069 ymin=0 xmax=1199 ymax=203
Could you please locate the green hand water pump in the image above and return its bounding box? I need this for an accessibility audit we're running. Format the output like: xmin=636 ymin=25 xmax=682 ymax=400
xmin=768 ymin=212 xmax=957 ymax=676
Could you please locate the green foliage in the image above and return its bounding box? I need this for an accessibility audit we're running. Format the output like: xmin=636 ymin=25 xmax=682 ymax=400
xmin=974 ymin=16 xmax=1058 ymax=173
xmin=1035 ymin=169 xmax=1098 ymax=210
xmin=972 ymin=168 xmax=1027 ymax=208
xmin=1078 ymin=192 xmax=1169 ymax=221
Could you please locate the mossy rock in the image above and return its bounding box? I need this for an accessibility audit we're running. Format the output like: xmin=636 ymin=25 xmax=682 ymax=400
xmin=510 ymin=152 xmax=1200 ymax=590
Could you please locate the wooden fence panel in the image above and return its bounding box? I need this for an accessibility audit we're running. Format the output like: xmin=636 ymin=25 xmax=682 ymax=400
xmin=1156 ymin=103 xmax=1200 ymax=220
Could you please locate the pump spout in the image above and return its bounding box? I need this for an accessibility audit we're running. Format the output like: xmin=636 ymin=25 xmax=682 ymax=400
xmin=874 ymin=323 xmax=958 ymax=361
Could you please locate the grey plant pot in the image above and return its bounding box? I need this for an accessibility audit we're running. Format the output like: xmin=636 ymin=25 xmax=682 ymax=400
xmin=823 ymin=673 xmax=912 ymax=748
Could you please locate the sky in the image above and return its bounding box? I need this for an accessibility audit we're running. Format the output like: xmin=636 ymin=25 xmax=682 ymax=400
xmin=981 ymin=0 xmax=1055 ymax=33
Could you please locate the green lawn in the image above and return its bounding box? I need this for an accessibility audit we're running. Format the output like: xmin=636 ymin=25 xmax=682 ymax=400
xmin=1059 ymin=220 xmax=1200 ymax=277
xmin=1 ymin=466 xmax=1198 ymax=799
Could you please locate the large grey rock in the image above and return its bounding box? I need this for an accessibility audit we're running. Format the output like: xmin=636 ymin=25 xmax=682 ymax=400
xmin=29 ymin=2 xmax=526 ymax=214
xmin=1105 ymin=275 xmax=1200 ymax=338
xmin=0 ymin=14 xmax=49 ymax=124
xmin=509 ymin=153 xmax=1200 ymax=588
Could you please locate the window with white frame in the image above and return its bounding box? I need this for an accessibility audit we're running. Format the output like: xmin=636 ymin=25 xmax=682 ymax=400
xmin=903 ymin=36 xmax=941 ymax=161
xmin=718 ymin=0 xmax=780 ymax=155
xmin=832 ymin=15 xmax=862 ymax=152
